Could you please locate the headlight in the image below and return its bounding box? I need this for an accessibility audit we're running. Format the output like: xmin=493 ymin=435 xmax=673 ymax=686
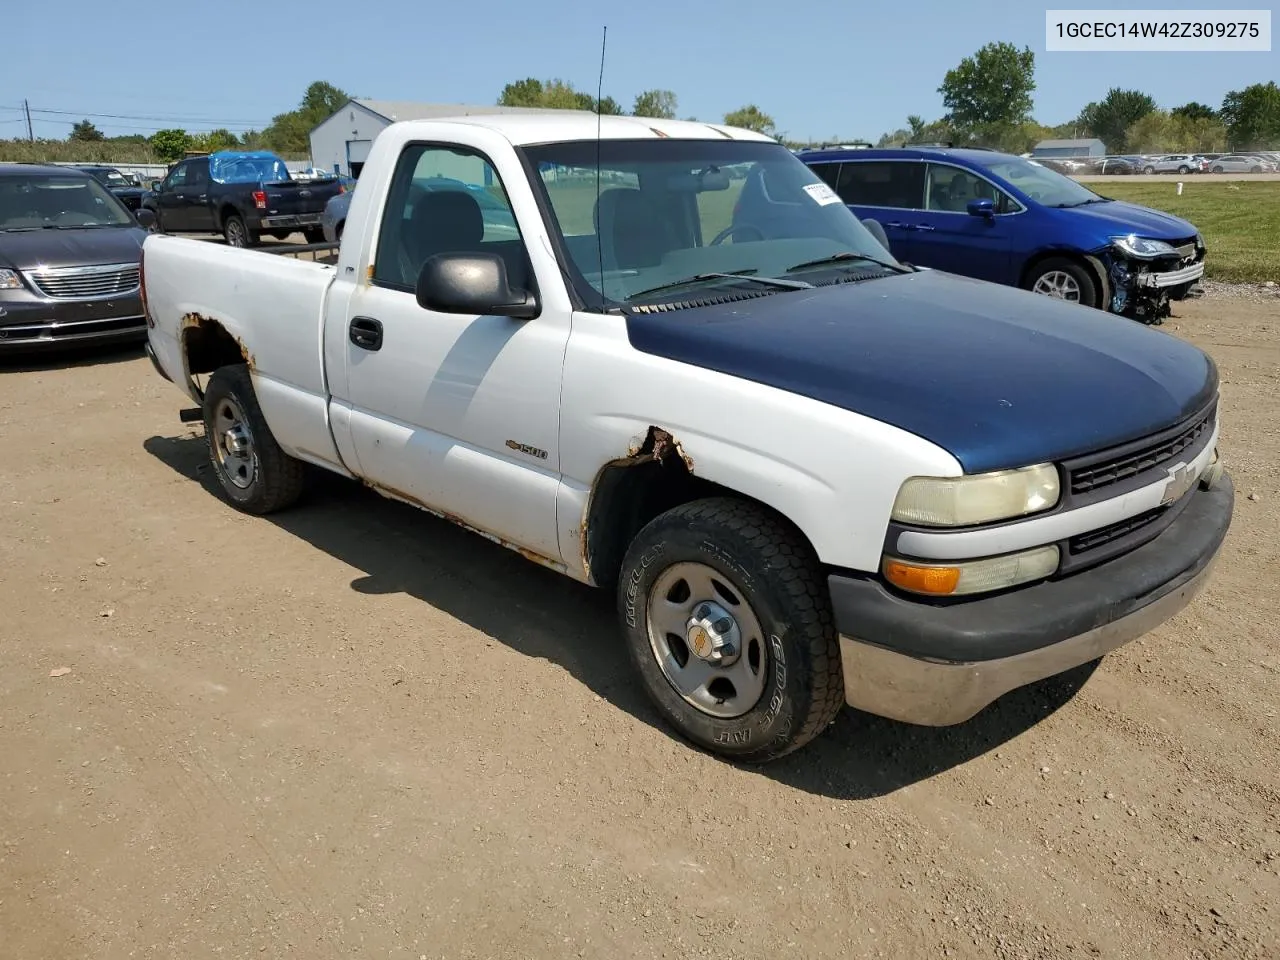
xmin=891 ymin=463 xmax=1060 ymax=527
xmin=1111 ymin=234 xmax=1177 ymax=259
xmin=0 ymin=268 xmax=23 ymax=290
xmin=883 ymin=545 xmax=1060 ymax=597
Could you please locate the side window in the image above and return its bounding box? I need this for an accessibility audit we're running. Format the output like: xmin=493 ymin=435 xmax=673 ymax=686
xmin=186 ymin=162 xmax=209 ymax=190
xmin=373 ymin=143 xmax=525 ymax=291
xmin=835 ymin=161 xmax=925 ymax=209
xmin=163 ymin=162 xmax=188 ymax=189
xmin=924 ymin=164 xmax=1016 ymax=213
xmin=807 ymin=162 xmax=842 ymax=190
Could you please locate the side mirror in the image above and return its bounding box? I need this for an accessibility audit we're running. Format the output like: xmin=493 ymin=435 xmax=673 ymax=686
xmin=134 ymin=208 xmax=156 ymax=229
xmin=416 ymin=252 xmax=539 ymax=319
xmin=967 ymin=198 xmax=995 ymax=219
xmin=150 ymin=180 xmax=163 ymax=192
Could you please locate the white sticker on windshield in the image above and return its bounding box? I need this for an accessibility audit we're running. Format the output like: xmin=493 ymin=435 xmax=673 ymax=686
xmin=803 ymin=182 xmax=842 ymax=206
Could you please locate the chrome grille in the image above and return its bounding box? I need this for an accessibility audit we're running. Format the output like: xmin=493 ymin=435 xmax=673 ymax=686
xmin=27 ymin=262 xmax=140 ymax=300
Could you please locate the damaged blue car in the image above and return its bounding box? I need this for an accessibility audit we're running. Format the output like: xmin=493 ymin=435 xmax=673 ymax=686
xmin=792 ymin=146 xmax=1205 ymax=323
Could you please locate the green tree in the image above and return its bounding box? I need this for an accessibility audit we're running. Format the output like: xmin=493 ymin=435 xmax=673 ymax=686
xmin=1172 ymin=101 xmax=1216 ymax=122
xmin=633 ymin=89 xmax=677 ymax=120
xmin=189 ymin=128 xmax=240 ymax=153
xmin=594 ymin=95 xmax=623 ymax=115
xmin=1076 ymin=88 xmax=1157 ymax=153
xmin=150 ymin=129 xmax=190 ymax=163
xmin=70 ymin=120 xmax=104 ymax=142
xmin=1220 ymin=81 xmax=1280 ymax=151
xmin=1124 ymin=111 xmax=1175 ymax=153
xmin=938 ymin=42 xmax=1036 ymax=131
xmin=259 ymin=80 xmax=353 ymax=155
xmin=498 ymin=78 xmax=546 ymax=107
xmin=723 ymin=105 xmax=776 ymax=137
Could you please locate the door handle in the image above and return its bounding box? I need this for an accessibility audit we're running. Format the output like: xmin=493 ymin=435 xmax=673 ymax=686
xmin=349 ymin=316 xmax=383 ymax=351
xmin=914 ymin=224 xmax=935 ymax=232
xmin=884 ymin=221 xmax=916 ymax=231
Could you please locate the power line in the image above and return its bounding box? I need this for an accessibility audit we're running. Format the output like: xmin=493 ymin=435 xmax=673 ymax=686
xmin=29 ymin=106 xmax=273 ymax=125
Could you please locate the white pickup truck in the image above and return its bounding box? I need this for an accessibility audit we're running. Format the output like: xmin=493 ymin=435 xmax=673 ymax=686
xmin=141 ymin=113 xmax=1234 ymax=762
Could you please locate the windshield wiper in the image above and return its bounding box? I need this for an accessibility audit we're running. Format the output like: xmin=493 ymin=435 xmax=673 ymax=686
xmin=1050 ymin=197 xmax=1112 ymax=208
xmin=629 ymin=270 xmax=813 ymax=299
xmin=785 ymin=251 xmax=912 ymax=275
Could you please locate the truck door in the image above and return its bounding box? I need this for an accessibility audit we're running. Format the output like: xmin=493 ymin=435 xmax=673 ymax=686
xmin=182 ymin=159 xmax=216 ymax=233
xmin=328 ymin=142 xmax=570 ymax=565
xmin=154 ymin=161 xmax=191 ymax=231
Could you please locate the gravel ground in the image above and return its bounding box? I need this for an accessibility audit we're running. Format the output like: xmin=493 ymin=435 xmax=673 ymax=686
xmin=1 ymin=293 xmax=1277 ymax=959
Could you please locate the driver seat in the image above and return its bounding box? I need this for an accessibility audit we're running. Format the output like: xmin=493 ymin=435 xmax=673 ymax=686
xmin=593 ymin=188 xmax=673 ymax=272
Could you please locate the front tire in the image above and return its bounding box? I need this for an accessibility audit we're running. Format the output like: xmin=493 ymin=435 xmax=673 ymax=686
xmin=616 ymin=497 xmax=844 ymax=763
xmin=1025 ymin=257 xmax=1099 ymax=309
xmin=202 ymin=364 xmax=305 ymax=515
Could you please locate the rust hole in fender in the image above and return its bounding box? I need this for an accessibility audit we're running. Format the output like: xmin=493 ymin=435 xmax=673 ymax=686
xmin=181 ymin=313 xmax=255 ymax=374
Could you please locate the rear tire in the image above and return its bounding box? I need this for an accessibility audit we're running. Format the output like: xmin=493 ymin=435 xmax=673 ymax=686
xmin=1143 ymin=165 xmax=1155 ymax=174
xmin=1024 ymin=257 xmax=1099 ymax=309
xmin=202 ymin=364 xmax=305 ymax=515
xmin=616 ymin=497 xmax=844 ymax=763
xmin=223 ymin=214 xmax=256 ymax=248
xmin=303 ymin=227 xmax=325 ymax=245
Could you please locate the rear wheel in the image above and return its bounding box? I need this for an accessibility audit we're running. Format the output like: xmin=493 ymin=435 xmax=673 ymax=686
xmin=616 ymin=497 xmax=844 ymax=763
xmin=1143 ymin=165 xmax=1155 ymax=174
xmin=1177 ymin=165 xmax=1190 ymax=174
xmin=202 ymin=364 xmax=305 ymax=515
xmin=223 ymin=214 xmax=256 ymax=248
xmin=303 ymin=227 xmax=325 ymax=245
xmin=1025 ymin=257 xmax=1099 ymax=309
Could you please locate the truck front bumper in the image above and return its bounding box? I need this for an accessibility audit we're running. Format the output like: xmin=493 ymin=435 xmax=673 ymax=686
xmin=828 ymin=472 xmax=1233 ymax=726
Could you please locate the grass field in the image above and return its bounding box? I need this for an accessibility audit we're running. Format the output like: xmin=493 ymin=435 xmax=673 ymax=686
xmin=1079 ymin=181 xmax=1279 ymax=284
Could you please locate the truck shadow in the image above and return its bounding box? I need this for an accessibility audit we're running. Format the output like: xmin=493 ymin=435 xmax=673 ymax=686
xmin=144 ymin=432 xmax=1098 ymax=801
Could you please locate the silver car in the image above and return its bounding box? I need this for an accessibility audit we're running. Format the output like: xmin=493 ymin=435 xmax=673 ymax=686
xmin=1208 ymin=155 xmax=1275 ymax=173
xmin=1141 ymin=154 xmax=1200 ymax=174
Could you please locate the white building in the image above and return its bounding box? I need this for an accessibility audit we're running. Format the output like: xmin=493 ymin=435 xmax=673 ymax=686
xmin=309 ymin=99 xmax=586 ymax=178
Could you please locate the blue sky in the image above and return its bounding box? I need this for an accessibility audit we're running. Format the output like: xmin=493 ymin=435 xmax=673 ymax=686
xmin=2 ymin=0 xmax=1275 ymax=143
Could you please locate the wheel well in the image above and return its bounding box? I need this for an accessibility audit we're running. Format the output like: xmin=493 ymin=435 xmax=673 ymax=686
xmin=581 ymin=426 xmax=816 ymax=589
xmin=218 ymin=205 xmax=241 ymax=230
xmin=181 ymin=315 xmax=250 ymax=395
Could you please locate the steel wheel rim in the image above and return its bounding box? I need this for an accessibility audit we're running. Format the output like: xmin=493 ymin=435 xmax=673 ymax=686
xmin=1032 ymin=270 xmax=1081 ymax=301
xmin=645 ymin=561 xmax=769 ymax=719
xmin=212 ymin=396 xmax=256 ymax=489
xmin=226 ymin=220 xmax=245 ymax=246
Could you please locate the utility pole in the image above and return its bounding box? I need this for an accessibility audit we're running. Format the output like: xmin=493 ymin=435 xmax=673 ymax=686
xmin=23 ymin=99 xmax=33 ymax=141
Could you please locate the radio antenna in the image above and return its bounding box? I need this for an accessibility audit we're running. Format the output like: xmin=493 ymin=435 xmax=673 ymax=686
xmin=595 ymin=24 xmax=607 ymax=311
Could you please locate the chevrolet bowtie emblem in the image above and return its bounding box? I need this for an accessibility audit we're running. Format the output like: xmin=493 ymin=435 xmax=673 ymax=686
xmin=1160 ymin=462 xmax=1197 ymax=505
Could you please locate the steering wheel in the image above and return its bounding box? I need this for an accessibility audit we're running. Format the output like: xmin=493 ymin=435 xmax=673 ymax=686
xmin=708 ymin=222 xmax=765 ymax=246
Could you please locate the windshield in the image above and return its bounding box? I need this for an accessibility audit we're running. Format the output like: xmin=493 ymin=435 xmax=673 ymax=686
xmin=95 ymin=169 xmax=131 ymax=187
xmin=208 ymin=152 xmax=291 ymax=185
xmin=0 ymin=174 xmax=134 ymax=230
xmin=982 ymin=156 xmax=1104 ymax=208
xmin=519 ymin=139 xmax=901 ymax=308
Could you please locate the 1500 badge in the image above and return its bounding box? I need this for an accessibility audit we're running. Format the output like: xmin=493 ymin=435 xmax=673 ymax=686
xmin=505 ymin=440 xmax=548 ymax=460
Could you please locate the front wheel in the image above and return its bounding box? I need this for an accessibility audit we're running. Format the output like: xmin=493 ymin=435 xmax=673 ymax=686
xmin=1025 ymin=257 xmax=1099 ymax=309
xmin=202 ymin=364 xmax=306 ymax=514
xmin=617 ymin=498 xmax=844 ymax=763
xmin=1177 ymin=165 xmax=1190 ymax=174
xmin=1143 ymin=165 xmax=1155 ymax=174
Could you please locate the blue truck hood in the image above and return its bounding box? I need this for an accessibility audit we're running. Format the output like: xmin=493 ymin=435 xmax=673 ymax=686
xmin=624 ymin=269 xmax=1216 ymax=473
xmin=1066 ymin=199 xmax=1199 ymax=242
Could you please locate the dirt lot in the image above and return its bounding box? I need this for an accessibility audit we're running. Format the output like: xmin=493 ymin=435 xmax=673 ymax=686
xmin=2 ymin=292 xmax=1278 ymax=960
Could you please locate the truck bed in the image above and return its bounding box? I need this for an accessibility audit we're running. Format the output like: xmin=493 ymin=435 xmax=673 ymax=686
xmin=143 ymin=235 xmax=344 ymax=471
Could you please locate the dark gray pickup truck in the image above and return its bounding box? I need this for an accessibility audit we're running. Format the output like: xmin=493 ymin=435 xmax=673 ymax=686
xmin=141 ymin=150 xmax=340 ymax=247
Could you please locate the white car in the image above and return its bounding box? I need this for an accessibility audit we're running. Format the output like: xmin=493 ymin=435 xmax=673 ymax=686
xmin=1141 ymin=155 xmax=1200 ymax=175
xmin=138 ymin=113 xmax=1234 ymax=762
xmin=1208 ymin=155 xmax=1274 ymax=173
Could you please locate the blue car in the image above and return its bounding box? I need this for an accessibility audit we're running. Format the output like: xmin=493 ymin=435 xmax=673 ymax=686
xmin=782 ymin=147 xmax=1206 ymax=323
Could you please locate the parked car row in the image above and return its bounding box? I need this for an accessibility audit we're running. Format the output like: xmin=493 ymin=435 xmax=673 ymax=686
xmin=1036 ymin=152 xmax=1278 ymax=176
